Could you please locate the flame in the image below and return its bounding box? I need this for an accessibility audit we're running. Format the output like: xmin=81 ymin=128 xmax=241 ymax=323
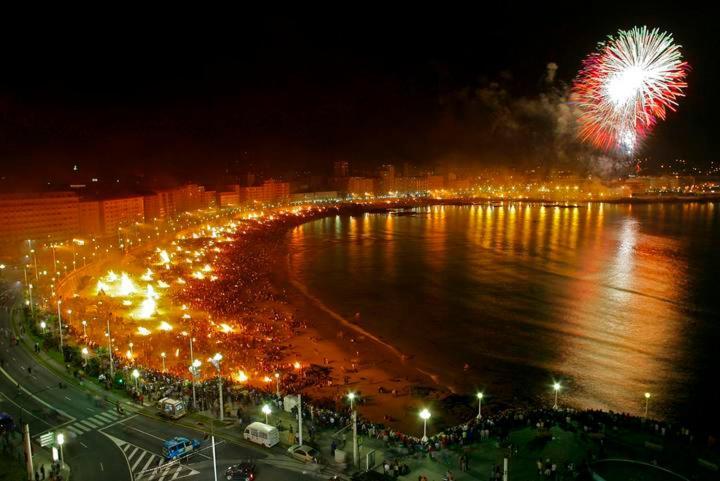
xmin=140 ymin=268 xmax=154 ymax=281
xmin=219 ymin=323 xmax=233 ymax=333
xmin=158 ymin=321 xmax=173 ymax=331
xmin=96 ymin=281 xmax=109 ymax=294
xmin=134 ymin=284 xmax=158 ymax=319
xmin=235 ymin=371 xmax=249 ymax=382
xmin=119 ymin=273 xmax=136 ymax=296
xmin=137 ymin=327 xmax=151 ymax=336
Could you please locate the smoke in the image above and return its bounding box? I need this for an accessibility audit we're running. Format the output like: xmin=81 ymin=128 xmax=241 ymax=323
xmin=433 ymin=63 xmax=631 ymax=178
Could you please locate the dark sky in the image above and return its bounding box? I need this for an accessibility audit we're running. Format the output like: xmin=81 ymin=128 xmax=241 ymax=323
xmin=0 ymin=6 xmax=716 ymax=185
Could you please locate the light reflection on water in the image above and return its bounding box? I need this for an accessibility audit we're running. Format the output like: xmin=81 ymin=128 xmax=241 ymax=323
xmin=289 ymin=203 xmax=720 ymax=426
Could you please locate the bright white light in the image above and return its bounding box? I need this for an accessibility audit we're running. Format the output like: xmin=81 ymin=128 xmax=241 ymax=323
xmin=606 ymin=65 xmax=646 ymax=105
xmin=419 ymin=408 xmax=431 ymax=420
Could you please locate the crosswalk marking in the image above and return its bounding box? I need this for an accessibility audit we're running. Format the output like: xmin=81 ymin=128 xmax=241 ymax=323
xmin=102 ymin=434 xmax=199 ymax=481
xmin=91 ymin=413 xmax=114 ymax=423
xmin=37 ymin=409 xmax=129 ymax=438
xmin=140 ymin=454 xmax=158 ymax=473
xmin=66 ymin=425 xmax=84 ymax=435
xmin=79 ymin=418 xmax=100 ymax=428
xmin=132 ymin=451 xmax=147 ymax=470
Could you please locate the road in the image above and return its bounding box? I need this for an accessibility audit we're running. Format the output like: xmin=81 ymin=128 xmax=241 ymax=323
xmin=0 ymin=281 xmax=333 ymax=481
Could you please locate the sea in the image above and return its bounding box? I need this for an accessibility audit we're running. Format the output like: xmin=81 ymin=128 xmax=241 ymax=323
xmin=287 ymin=202 xmax=720 ymax=429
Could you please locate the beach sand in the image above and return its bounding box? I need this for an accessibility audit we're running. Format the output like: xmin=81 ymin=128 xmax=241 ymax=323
xmin=274 ymin=242 xmax=463 ymax=434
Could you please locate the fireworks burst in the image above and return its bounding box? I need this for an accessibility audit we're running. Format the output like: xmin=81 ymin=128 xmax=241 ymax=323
xmin=573 ymin=26 xmax=689 ymax=154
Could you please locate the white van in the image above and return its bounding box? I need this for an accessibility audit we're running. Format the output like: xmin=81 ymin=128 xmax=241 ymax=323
xmin=243 ymin=422 xmax=279 ymax=448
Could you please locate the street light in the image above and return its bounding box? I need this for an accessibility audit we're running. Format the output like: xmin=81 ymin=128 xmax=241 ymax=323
xmin=210 ymin=353 xmax=224 ymax=421
xmin=348 ymin=392 xmax=356 ymax=410
xmin=40 ymin=321 xmax=46 ymax=334
xmin=56 ymin=433 xmax=65 ymax=468
xmin=476 ymin=392 xmax=484 ymax=419
xmin=28 ymin=283 xmax=34 ymax=317
xmin=274 ymin=372 xmax=280 ymax=397
xmin=132 ymin=368 xmax=140 ymax=390
xmin=56 ymin=300 xmax=64 ymax=353
xmin=81 ymin=347 xmax=89 ymax=367
xmin=262 ymin=404 xmax=272 ymax=424
xmin=161 ymin=352 xmax=166 ymax=372
xmin=644 ymin=392 xmax=651 ymax=418
xmin=553 ymin=382 xmax=561 ymax=409
xmin=420 ymin=408 xmax=431 ymax=442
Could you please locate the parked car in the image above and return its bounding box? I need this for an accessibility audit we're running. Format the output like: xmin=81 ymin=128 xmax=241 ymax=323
xmin=225 ymin=461 xmax=256 ymax=480
xmin=242 ymin=422 xmax=279 ymax=447
xmin=287 ymin=444 xmax=320 ymax=463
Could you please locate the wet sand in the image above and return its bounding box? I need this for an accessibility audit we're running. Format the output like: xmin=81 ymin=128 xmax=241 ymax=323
xmin=275 ymin=242 xmax=460 ymax=433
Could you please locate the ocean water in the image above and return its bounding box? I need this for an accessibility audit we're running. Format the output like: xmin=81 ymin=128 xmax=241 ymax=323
xmin=287 ymin=203 xmax=720 ymax=428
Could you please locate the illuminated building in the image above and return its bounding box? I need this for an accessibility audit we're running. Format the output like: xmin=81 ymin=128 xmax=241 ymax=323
xmin=0 ymin=192 xmax=80 ymax=243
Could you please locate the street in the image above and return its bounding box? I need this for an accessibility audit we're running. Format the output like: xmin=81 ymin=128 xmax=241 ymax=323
xmin=0 ymin=281 xmax=330 ymax=481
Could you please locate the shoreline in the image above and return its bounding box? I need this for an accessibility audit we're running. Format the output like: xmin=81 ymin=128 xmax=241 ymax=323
xmin=276 ymin=237 xmax=461 ymax=433
xmin=55 ymin=198 xmax=720 ymax=433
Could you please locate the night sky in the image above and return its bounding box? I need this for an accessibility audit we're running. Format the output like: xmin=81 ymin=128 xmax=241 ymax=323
xmin=0 ymin=6 xmax=716 ymax=186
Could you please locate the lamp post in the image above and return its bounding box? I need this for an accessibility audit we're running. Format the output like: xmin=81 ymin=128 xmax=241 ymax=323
xmin=56 ymin=433 xmax=65 ymax=468
xmin=348 ymin=392 xmax=356 ymax=410
xmin=28 ymin=283 xmax=34 ymax=317
xmin=40 ymin=321 xmax=46 ymax=334
xmin=477 ymin=392 xmax=484 ymax=419
xmin=644 ymin=392 xmax=651 ymax=418
xmin=274 ymin=372 xmax=280 ymax=397
xmin=81 ymin=347 xmax=88 ymax=367
xmin=81 ymin=320 xmax=87 ymax=338
xmin=262 ymin=404 xmax=271 ymax=424
xmin=420 ymin=408 xmax=431 ymax=443
xmin=132 ymin=368 xmax=140 ymax=391
xmin=553 ymin=382 xmax=561 ymax=410
xmin=106 ymin=317 xmax=114 ymax=379
xmin=211 ymin=353 xmax=223 ymax=421
xmin=161 ymin=352 xmax=166 ymax=372
xmin=56 ymin=300 xmax=64 ymax=353
xmin=348 ymin=393 xmax=359 ymax=468
xmin=190 ymin=360 xmax=201 ymax=410
xmin=188 ymin=334 xmax=197 ymax=409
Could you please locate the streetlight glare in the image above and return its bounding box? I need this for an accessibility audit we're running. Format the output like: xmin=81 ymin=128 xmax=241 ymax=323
xmin=56 ymin=433 xmax=64 ymax=445
xmin=192 ymin=359 xmax=202 ymax=368
xmin=477 ymin=392 xmax=484 ymax=399
xmin=420 ymin=408 xmax=431 ymax=420
xmin=213 ymin=353 xmax=223 ymax=362
xmin=553 ymin=382 xmax=561 ymax=391
xmin=348 ymin=392 xmax=356 ymax=400
xmin=261 ymin=404 xmax=271 ymax=415
xmin=645 ymin=392 xmax=651 ymax=399
xmin=81 ymin=347 xmax=88 ymax=355
xmin=132 ymin=369 xmax=140 ymax=378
